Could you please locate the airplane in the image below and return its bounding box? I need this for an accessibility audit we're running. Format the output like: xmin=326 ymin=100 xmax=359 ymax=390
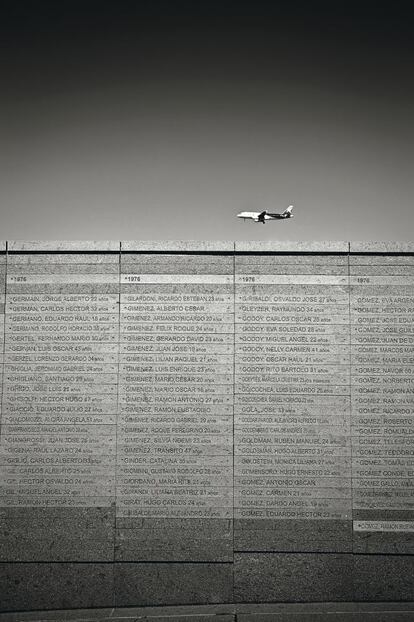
xmin=237 ymin=205 xmax=294 ymax=224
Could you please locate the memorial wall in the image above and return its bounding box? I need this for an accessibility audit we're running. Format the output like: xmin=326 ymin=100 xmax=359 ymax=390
xmin=1 ymin=240 xmax=414 ymax=611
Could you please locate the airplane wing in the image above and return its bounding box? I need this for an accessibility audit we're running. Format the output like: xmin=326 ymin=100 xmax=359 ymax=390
xmin=258 ymin=211 xmax=267 ymax=219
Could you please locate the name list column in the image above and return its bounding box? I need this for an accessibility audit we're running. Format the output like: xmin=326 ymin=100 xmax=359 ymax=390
xmin=234 ymin=242 xmax=352 ymax=552
xmin=117 ymin=242 xmax=234 ymax=562
xmin=0 ymin=242 xmax=119 ymax=561
xmin=0 ymin=242 xmax=6 ymax=462
xmin=350 ymin=243 xmax=414 ymax=553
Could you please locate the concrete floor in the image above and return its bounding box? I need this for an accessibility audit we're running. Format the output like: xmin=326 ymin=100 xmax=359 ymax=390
xmin=1 ymin=603 xmax=414 ymax=622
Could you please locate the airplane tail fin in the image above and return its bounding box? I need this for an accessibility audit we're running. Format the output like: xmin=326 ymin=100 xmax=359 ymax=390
xmin=282 ymin=205 xmax=294 ymax=216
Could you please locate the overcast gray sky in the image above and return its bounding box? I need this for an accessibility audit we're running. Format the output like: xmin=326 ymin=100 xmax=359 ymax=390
xmin=1 ymin=2 xmax=413 ymax=241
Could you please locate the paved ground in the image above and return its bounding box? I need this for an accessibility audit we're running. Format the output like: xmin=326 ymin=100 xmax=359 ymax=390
xmin=1 ymin=603 xmax=414 ymax=622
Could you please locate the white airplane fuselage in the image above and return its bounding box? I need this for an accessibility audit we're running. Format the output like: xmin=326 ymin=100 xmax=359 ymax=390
xmin=237 ymin=210 xmax=293 ymax=222
xmin=237 ymin=211 xmax=274 ymax=221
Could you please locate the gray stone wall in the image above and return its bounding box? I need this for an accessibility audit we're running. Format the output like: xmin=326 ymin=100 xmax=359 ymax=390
xmin=1 ymin=241 xmax=414 ymax=611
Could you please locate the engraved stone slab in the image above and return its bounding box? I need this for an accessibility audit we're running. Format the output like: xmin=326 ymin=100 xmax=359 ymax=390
xmin=234 ymin=254 xmax=352 ymax=532
xmin=1 ymin=252 xmax=118 ymax=514
xmin=350 ymin=247 xmax=414 ymax=554
xmin=122 ymin=241 xmax=234 ymax=252
xmin=117 ymin=253 xmax=234 ymax=541
xmin=350 ymin=242 xmax=414 ymax=253
xmin=8 ymin=241 xmax=120 ymax=251
xmin=235 ymin=241 xmax=349 ymax=252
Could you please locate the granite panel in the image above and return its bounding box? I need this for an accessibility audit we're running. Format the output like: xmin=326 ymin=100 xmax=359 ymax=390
xmin=234 ymin=248 xmax=352 ymax=525
xmin=235 ymin=241 xmax=349 ymax=252
xmin=121 ymin=241 xmax=234 ymax=252
xmin=120 ymin=283 xmax=234 ymax=296
xmin=126 ymin=617 xmax=235 ymax=622
xmin=114 ymin=562 xmax=233 ymax=606
xmin=353 ymin=531 xmax=414 ymax=554
xmin=350 ymin=252 xmax=414 ymax=540
xmin=234 ymin=520 xmax=352 ymax=553
xmin=0 ymin=538 xmax=114 ymax=561
xmin=115 ymin=532 xmax=232 ymax=562
xmin=234 ymin=553 xmax=353 ymax=602
xmin=2 ymin=253 xmax=119 ymax=517
xmin=122 ymin=255 xmax=234 ymax=266
xmin=237 ymin=613 xmax=414 ymax=621
xmin=7 ymin=241 xmax=120 ymax=251
xmin=350 ymin=265 xmax=414 ymax=275
xmin=8 ymin=264 xmax=119 ymax=274
xmin=235 ymin=603 xmax=414 ymax=614
xmin=3 ymin=608 xmax=414 ymax=622
xmin=121 ymin=263 xmax=233 ymax=274
xmin=116 ymin=517 xmax=229 ymax=530
xmin=7 ymin=253 xmax=119 ymax=263
xmin=118 ymin=264 xmax=234 ymax=528
xmin=353 ymin=555 xmax=414 ymax=601
xmin=349 ymin=275 xmax=414 ymax=285
xmin=6 ymin=284 xmax=119 ymax=294
xmin=0 ymin=563 xmax=114 ymax=611
xmin=235 ymin=255 xmax=349 ymax=264
xmin=236 ymin=265 xmax=348 ymax=275
xmin=0 ymin=506 xmax=115 ymax=536
xmin=115 ymin=518 xmax=232 ymax=561
xmin=353 ymin=510 xmax=414 ymax=521
xmin=349 ymin=242 xmax=414 ymax=253
xmin=350 ymin=255 xmax=414 ymax=264
xmin=0 ymin=612 xmax=235 ymax=622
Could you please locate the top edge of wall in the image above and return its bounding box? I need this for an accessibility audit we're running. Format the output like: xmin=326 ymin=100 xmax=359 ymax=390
xmin=235 ymin=241 xmax=349 ymax=252
xmin=121 ymin=241 xmax=235 ymax=251
xmin=349 ymin=241 xmax=414 ymax=252
xmin=4 ymin=241 xmax=414 ymax=253
xmin=7 ymin=241 xmax=120 ymax=251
